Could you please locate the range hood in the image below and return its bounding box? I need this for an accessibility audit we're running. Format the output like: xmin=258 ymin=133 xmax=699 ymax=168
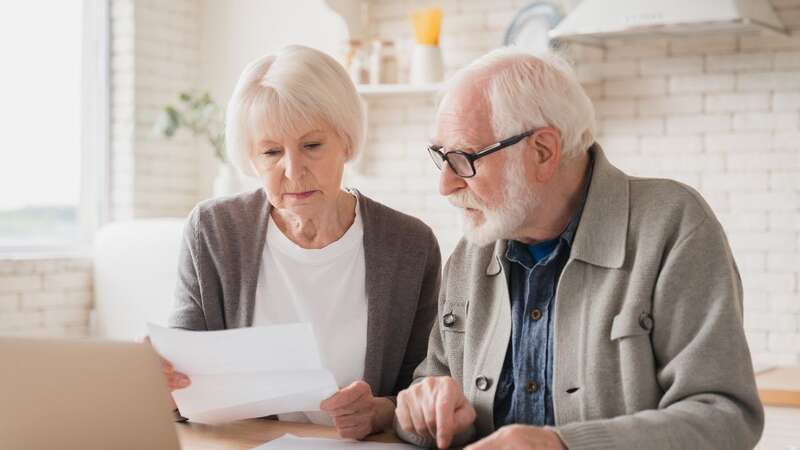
xmin=549 ymin=0 xmax=786 ymax=44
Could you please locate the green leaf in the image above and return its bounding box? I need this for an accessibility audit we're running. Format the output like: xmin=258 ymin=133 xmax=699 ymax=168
xmin=154 ymin=106 xmax=180 ymax=137
xmin=157 ymin=91 xmax=225 ymax=161
xmin=166 ymin=106 xmax=181 ymax=133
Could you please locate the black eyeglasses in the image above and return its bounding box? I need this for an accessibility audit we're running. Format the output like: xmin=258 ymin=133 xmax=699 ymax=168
xmin=427 ymin=129 xmax=536 ymax=178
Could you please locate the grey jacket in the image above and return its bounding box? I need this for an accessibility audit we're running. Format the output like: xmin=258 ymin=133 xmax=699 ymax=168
xmin=397 ymin=145 xmax=764 ymax=449
xmin=169 ymin=188 xmax=442 ymax=399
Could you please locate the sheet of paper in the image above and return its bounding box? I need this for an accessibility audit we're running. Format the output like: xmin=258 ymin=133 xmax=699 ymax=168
xmin=254 ymin=434 xmax=417 ymax=450
xmin=147 ymin=323 xmax=338 ymax=424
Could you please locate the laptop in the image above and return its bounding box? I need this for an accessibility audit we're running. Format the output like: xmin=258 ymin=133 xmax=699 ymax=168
xmin=0 ymin=337 xmax=181 ymax=450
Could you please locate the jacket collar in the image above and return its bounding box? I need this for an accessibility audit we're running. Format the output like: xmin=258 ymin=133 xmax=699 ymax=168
xmin=487 ymin=143 xmax=629 ymax=274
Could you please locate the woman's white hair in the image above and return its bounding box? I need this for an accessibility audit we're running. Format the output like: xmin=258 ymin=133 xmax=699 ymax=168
xmin=225 ymin=45 xmax=365 ymax=177
xmin=446 ymin=47 xmax=596 ymax=160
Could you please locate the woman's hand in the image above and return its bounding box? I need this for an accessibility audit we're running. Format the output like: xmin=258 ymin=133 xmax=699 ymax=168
xmin=320 ymin=381 xmax=395 ymax=440
xmin=143 ymin=336 xmax=191 ymax=407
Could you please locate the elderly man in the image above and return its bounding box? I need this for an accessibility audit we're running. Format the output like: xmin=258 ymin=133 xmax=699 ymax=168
xmin=394 ymin=48 xmax=764 ymax=450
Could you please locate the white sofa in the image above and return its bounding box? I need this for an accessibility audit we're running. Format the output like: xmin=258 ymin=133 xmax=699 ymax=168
xmin=92 ymin=219 xmax=185 ymax=340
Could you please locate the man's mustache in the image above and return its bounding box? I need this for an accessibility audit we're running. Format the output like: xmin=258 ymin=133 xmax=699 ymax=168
xmin=447 ymin=190 xmax=485 ymax=210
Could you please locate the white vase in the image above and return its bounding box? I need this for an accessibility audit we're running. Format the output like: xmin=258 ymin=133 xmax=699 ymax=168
xmin=409 ymin=44 xmax=444 ymax=85
xmin=212 ymin=163 xmax=240 ymax=197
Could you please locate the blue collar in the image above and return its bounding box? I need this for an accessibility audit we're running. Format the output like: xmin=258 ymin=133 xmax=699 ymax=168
xmin=505 ymin=154 xmax=594 ymax=267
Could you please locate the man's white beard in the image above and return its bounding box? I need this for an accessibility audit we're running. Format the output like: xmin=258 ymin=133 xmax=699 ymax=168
xmin=447 ymin=155 xmax=539 ymax=247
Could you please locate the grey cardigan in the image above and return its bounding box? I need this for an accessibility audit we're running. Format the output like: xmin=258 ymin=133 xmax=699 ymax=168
xmin=397 ymin=145 xmax=764 ymax=449
xmin=169 ymin=188 xmax=442 ymax=399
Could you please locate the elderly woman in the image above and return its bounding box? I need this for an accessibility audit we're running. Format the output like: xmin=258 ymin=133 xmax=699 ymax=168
xmin=158 ymin=45 xmax=441 ymax=439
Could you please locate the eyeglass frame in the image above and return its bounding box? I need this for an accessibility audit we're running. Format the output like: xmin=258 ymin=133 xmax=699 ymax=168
xmin=427 ymin=129 xmax=537 ymax=178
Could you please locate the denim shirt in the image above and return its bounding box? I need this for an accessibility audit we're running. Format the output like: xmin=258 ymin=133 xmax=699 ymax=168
xmin=493 ymin=159 xmax=593 ymax=429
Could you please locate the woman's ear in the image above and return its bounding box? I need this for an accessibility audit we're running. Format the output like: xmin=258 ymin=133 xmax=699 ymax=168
xmin=340 ymin=132 xmax=355 ymax=162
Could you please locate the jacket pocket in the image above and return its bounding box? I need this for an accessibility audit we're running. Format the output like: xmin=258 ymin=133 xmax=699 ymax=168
xmin=441 ymin=300 xmax=467 ymax=380
xmin=610 ymin=309 xmax=653 ymax=340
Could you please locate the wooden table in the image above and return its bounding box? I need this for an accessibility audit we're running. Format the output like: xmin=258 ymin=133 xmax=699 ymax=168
xmin=755 ymin=367 xmax=800 ymax=449
xmin=176 ymin=419 xmax=404 ymax=450
xmin=176 ymin=369 xmax=800 ymax=450
xmin=756 ymin=366 xmax=800 ymax=408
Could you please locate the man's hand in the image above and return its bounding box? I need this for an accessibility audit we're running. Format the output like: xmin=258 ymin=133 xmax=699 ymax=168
xmin=320 ymin=381 xmax=394 ymax=440
xmin=396 ymin=376 xmax=476 ymax=449
xmin=464 ymin=425 xmax=566 ymax=450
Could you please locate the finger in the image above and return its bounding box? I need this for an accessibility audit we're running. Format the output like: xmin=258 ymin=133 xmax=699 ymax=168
xmin=325 ymin=406 xmax=358 ymax=417
xmin=168 ymin=373 xmax=191 ymax=390
xmin=320 ymin=381 xmax=370 ymax=411
xmin=332 ymin=411 xmax=371 ymax=429
xmin=324 ymin=394 xmax=372 ymax=417
xmin=325 ymin=408 xmax=364 ymax=418
xmin=421 ymin=387 xmax=438 ymax=441
xmin=453 ymin=401 xmax=477 ymax=432
xmin=408 ymin=396 xmax=432 ymax=440
xmin=396 ymin=392 xmax=415 ymax=433
xmin=434 ymin=394 xmax=455 ymax=449
xmin=172 ymin=371 xmax=189 ymax=382
xmin=337 ymin=423 xmax=371 ymax=440
xmin=169 ymin=381 xmax=189 ymax=391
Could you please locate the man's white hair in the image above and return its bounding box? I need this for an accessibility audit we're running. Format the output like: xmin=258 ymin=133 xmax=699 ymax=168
xmin=446 ymin=47 xmax=596 ymax=159
xmin=225 ymin=45 xmax=366 ymax=177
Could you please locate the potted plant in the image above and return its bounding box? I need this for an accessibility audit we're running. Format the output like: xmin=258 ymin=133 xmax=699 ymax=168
xmin=154 ymin=91 xmax=239 ymax=197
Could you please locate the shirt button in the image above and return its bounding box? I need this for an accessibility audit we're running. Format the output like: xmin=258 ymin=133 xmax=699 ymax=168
xmin=530 ymin=308 xmax=542 ymax=321
xmin=639 ymin=312 xmax=654 ymax=331
xmin=525 ymin=380 xmax=539 ymax=394
xmin=475 ymin=376 xmax=491 ymax=391
xmin=443 ymin=313 xmax=456 ymax=328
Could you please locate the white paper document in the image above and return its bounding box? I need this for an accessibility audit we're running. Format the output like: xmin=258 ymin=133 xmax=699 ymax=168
xmin=147 ymin=323 xmax=338 ymax=424
xmin=254 ymin=434 xmax=416 ymax=450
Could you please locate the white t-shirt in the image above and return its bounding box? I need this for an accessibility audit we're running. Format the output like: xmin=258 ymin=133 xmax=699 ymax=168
xmin=252 ymin=198 xmax=368 ymax=425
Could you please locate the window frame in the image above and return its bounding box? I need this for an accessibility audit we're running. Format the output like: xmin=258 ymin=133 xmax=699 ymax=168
xmin=0 ymin=0 xmax=110 ymax=256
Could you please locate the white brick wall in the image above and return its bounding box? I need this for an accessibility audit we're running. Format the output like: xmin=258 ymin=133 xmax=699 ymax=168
xmin=351 ymin=0 xmax=800 ymax=368
xmin=0 ymin=257 xmax=93 ymax=337
xmin=110 ymin=0 xmax=202 ymax=220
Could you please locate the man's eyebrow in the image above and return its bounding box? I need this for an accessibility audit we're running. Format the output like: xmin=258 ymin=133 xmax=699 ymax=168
xmin=439 ymin=139 xmax=482 ymax=152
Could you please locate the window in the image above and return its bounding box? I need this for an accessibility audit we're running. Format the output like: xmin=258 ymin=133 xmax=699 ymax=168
xmin=0 ymin=0 xmax=109 ymax=252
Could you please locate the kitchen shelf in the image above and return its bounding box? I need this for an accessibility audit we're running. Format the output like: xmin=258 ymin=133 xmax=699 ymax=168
xmin=356 ymin=83 xmax=443 ymax=97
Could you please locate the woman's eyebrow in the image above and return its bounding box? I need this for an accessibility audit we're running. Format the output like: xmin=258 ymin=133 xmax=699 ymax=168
xmin=256 ymin=138 xmax=279 ymax=147
xmin=299 ymin=130 xmax=324 ymax=139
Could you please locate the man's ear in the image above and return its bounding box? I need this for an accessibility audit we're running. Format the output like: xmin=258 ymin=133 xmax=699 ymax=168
xmin=527 ymin=127 xmax=561 ymax=182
